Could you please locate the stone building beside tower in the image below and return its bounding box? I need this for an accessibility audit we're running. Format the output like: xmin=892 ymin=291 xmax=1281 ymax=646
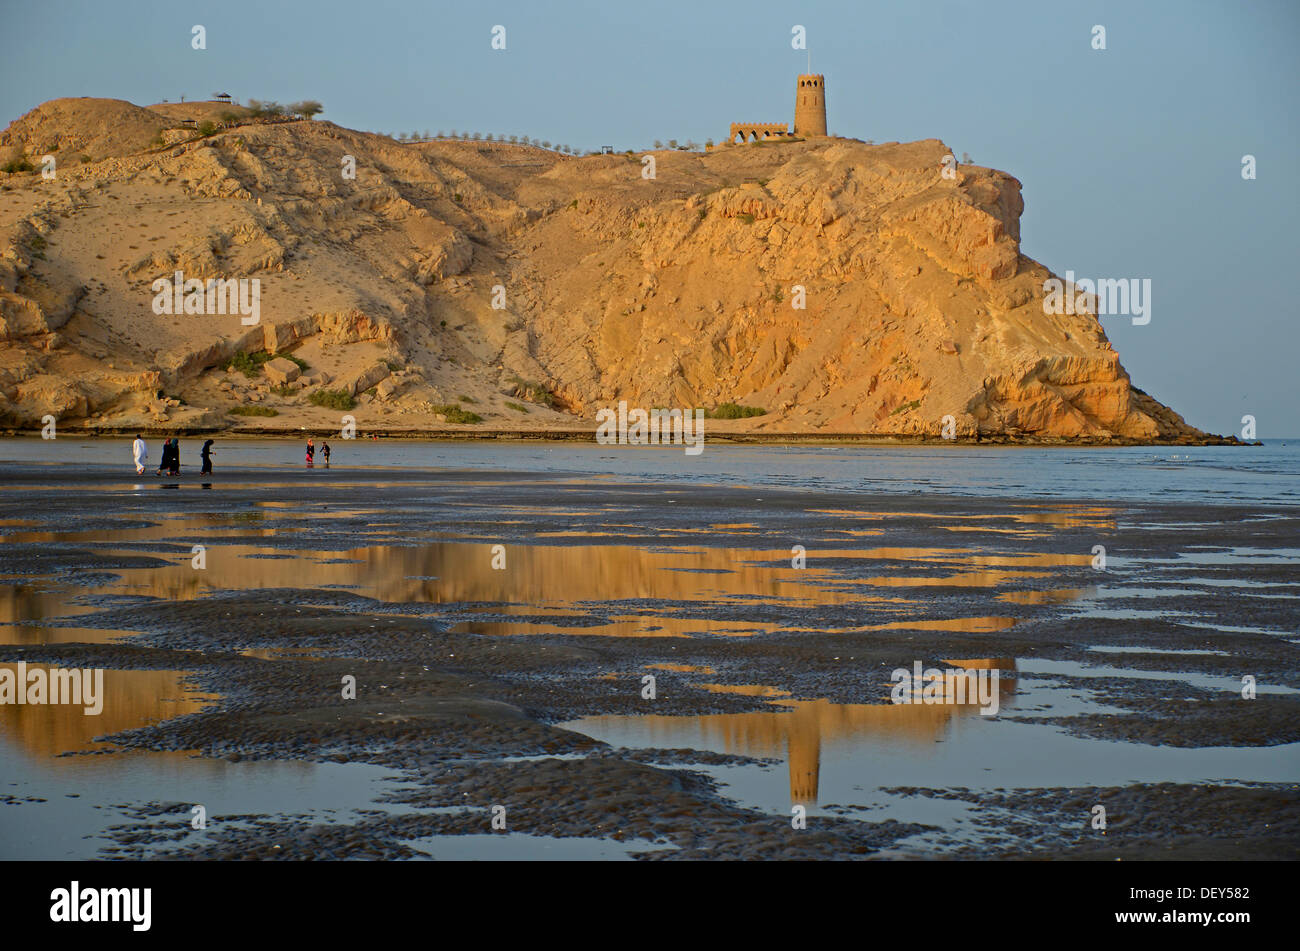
xmin=727 ymin=73 xmax=827 ymax=144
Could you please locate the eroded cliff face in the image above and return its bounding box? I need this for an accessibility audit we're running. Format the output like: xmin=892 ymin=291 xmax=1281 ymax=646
xmin=0 ymin=97 xmax=1204 ymax=440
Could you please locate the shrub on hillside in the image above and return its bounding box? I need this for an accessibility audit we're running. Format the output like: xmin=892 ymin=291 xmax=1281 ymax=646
xmin=223 ymin=351 xmax=273 ymax=378
xmin=706 ymin=403 xmax=766 ymax=419
xmin=309 ymin=389 xmax=355 ymax=410
xmin=432 ymin=404 xmax=483 ymax=424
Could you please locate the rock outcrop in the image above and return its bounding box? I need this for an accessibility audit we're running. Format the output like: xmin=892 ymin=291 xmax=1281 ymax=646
xmin=0 ymin=97 xmax=1209 ymax=440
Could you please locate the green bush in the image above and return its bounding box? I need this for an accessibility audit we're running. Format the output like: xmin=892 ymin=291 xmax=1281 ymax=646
xmin=889 ymin=399 xmax=922 ymax=416
xmin=504 ymin=401 xmax=529 ymax=413
xmin=290 ymin=100 xmax=323 ymax=120
xmin=223 ymin=351 xmax=305 ymax=377
xmin=309 ymin=389 xmax=356 ymax=410
xmin=246 ymin=99 xmax=286 ymax=119
xmin=706 ymin=403 xmax=766 ymax=419
xmin=223 ymin=351 xmax=273 ymax=378
xmin=509 ymin=377 xmax=557 ymax=407
xmin=432 ymin=404 xmax=482 ymax=424
xmin=1 ymin=158 xmax=35 ymax=174
xmin=230 ymin=405 xmax=279 ymax=417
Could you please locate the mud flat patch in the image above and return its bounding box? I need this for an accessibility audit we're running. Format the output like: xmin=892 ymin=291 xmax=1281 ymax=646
xmin=1 ymin=462 xmax=1297 ymax=859
xmin=878 ymin=783 xmax=1300 ymax=860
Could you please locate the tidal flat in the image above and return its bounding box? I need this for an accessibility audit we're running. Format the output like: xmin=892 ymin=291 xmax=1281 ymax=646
xmin=1 ymin=444 xmax=1297 ymax=860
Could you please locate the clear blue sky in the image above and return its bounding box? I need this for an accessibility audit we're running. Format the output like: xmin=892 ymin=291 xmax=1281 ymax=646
xmin=2 ymin=0 xmax=1296 ymax=436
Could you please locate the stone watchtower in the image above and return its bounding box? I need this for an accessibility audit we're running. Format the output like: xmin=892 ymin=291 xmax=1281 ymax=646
xmin=794 ymin=74 xmax=827 ymax=137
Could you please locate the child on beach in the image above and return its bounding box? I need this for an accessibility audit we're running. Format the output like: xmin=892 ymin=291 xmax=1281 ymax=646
xmin=305 ymin=438 xmax=315 ymax=468
xmin=200 ymin=439 xmax=214 ymax=474
xmin=321 ymin=440 xmax=331 ymax=467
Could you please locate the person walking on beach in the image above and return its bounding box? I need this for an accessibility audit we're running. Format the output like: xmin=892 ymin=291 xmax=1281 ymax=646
xmin=168 ymin=438 xmax=181 ymax=476
xmin=305 ymin=437 xmax=315 ymax=468
xmin=321 ymin=440 xmax=331 ymax=468
xmin=156 ymin=438 xmax=173 ymax=476
xmin=200 ymin=439 xmax=214 ymax=475
xmin=132 ymin=434 xmax=148 ymax=475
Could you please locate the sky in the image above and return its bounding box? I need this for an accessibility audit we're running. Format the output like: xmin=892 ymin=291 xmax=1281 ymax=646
xmin=1 ymin=0 xmax=1296 ymax=436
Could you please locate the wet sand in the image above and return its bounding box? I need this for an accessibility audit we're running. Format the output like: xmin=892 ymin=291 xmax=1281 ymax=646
xmin=0 ymin=466 xmax=1296 ymax=860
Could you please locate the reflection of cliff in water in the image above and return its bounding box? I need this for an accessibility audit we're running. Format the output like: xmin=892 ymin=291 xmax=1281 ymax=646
xmin=0 ymin=580 xmax=141 ymax=645
xmin=8 ymin=527 xmax=1097 ymax=627
xmin=0 ymin=664 xmax=215 ymax=761
xmin=0 ymin=584 xmax=72 ymax=628
xmin=10 ymin=537 xmax=920 ymax=614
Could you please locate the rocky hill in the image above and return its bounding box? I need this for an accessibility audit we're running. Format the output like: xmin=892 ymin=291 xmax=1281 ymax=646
xmin=0 ymin=97 xmax=1213 ymax=441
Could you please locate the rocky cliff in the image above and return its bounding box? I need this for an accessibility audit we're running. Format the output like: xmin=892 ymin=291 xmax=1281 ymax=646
xmin=0 ymin=97 xmax=1211 ymax=441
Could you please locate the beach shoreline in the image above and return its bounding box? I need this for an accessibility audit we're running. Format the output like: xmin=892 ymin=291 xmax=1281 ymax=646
xmin=0 ymin=426 xmax=1251 ymax=447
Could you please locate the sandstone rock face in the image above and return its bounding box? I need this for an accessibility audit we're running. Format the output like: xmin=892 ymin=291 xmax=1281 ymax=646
xmin=0 ymin=97 xmax=1206 ymax=439
xmin=0 ymin=296 xmax=48 ymax=338
xmin=263 ymin=317 xmax=315 ymax=353
xmin=263 ymin=357 xmax=301 ymax=385
xmin=344 ymin=362 xmax=390 ymax=397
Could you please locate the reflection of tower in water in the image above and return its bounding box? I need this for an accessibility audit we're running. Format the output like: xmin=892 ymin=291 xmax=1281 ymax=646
xmin=610 ymin=661 xmax=1018 ymax=806
xmin=785 ymin=664 xmax=1017 ymax=805
xmin=786 ymin=713 xmax=822 ymax=804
